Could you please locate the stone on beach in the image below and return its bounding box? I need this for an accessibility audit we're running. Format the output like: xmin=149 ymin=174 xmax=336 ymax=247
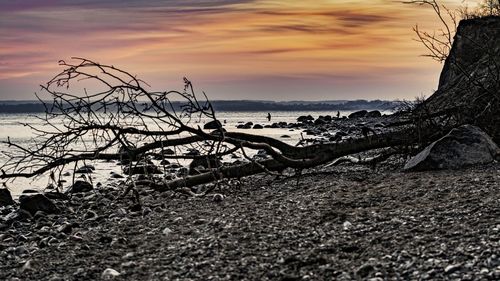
xmin=0 ymin=188 xmax=14 ymax=207
xmin=365 ymin=110 xmax=382 ymax=118
xmin=101 ymin=268 xmax=121 ymax=279
xmin=404 ymin=125 xmax=500 ymax=171
xmin=19 ymin=194 xmax=60 ymax=216
xmin=204 ymin=120 xmax=222 ymax=130
xmin=348 ymin=110 xmax=368 ymax=119
xmin=66 ymin=180 xmax=93 ymax=193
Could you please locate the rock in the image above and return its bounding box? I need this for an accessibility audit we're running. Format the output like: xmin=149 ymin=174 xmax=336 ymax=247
xmin=162 ymin=227 xmax=173 ymax=235
xmin=356 ymin=263 xmax=375 ymax=278
xmin=44 ymin=192 xmax=70 ymax=200
xmin=184 ymin=149 xmax=200 ymax=156
xmin=365 ymin=110 xmax=382 ymax=118
xmin=159 ymin=159 xmax=170 ymax=166
xmin=20 ymin=259 xmax=34 ymax=272
xmin=110 ymin=172 xmax=125 ymax=179
xmin=253 ymin=124 xmax=263 ymax=129
xmin=212 ymin=193 xmax=224 ymax=202
xmin=444 ymin=264 xmax=462 ymax=274
xmin=203 ymin=120 xmax=222 ymax=130
xmin=84 ymin=210 xmax=98 ymax=220
xmin=0 ymin=188 xmax=14 ymax=207
xmin=348 ymin=110 xmax=368 ymax=119
xmin=322 ymin=115 xmax=332 ymax=121
xmin=75 ymin=166 xmax=93 ymax=174
xmin=162 ymin=148 xmax=175 ymax=155
xmin=314 ymin=118 xmax=327 ymax=125
xmin=123 ymin=164 xmax=162 ymax=175
xmin=82 ymin=164 xmax=95 ymax=171
xmin=101 ymin=268 xmax=120 ymax=279
xmin=297 ymin=115 xmax=314 ymax=122
xmin=241 ymin=122 xmax=253 ymax=129
xmin=188 ymin=156 xmax=221 ymax=175
xmin=19 ymin=194 xmax=60 ymax=216
xmin=281 ymin=135 xmax=291 ymax=138
xmin=167 ymin=163 xmax=182 ymax=169
xmin=404 ymin=125 xmax=500 ymax=171
xmin=33 ymin=210 xmax=47 ymax=220
xmin=57 ymin=223 xmax=73 ymax=234
xmin=11 ymin=209 xmax=33 ymax=222
xmin=66 ymin=180 xmax=93 ymax=194
xmin=343 ymin=221 xmax=353 ymax=230
xmin=177 ymin=167 xmax=189 ymax=177
xmin=15 ymin=245 xmax=29 ymax=257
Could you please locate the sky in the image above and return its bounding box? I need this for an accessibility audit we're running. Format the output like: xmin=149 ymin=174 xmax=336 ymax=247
xmin=0 ymin=0 xmax=472 ymax=101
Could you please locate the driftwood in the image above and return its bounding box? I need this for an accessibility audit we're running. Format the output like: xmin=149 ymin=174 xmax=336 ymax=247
xmin=0 ymin=58 xmax=451 ymax=194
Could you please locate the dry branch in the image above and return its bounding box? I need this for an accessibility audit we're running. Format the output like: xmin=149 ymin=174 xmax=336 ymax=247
xmin=0 ymin=58 xmax=453 ymax=194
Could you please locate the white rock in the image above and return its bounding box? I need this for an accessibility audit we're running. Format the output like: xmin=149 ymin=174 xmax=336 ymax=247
xmin=122 ymin=252 xmax=134 ymax=259
xmin=342 ymin=221 xmax=353 ymax=230
xmin=101 ymin=268 xmax=121 ymax=279
xmin=162 ymin=227 xmax=173 ymax=235
xmin=444 ymin=264 xmax=462 ymax=274
xmin=212 ymin=193 xmax=224 ymax=202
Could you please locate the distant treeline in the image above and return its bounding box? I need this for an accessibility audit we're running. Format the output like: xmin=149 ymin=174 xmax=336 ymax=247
xmin=0 ymin=103 xmax=47 ymax=113
xmin=0 ymin=100 xmax=398 ymax=113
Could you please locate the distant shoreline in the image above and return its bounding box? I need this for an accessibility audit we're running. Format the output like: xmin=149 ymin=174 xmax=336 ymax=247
xmin=0 ymin=99 xmax=398 ymax=113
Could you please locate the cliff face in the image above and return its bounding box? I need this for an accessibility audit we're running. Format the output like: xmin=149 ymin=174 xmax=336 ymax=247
xmin=425 ymin=16 xmax=500 ymax=143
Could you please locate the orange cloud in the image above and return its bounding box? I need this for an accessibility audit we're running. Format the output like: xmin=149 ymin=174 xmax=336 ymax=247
xmin=0 ymin=0 xmax=462 ymax=100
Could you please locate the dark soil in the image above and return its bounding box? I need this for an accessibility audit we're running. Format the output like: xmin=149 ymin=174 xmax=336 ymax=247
xmin=1 ymin=162 xmax=499 ymax=280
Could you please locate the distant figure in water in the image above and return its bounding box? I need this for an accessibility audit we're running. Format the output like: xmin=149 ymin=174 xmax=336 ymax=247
xmin=336 ymin=111 xmax=340 ymax=118
xmin=267 ymin=113 xmax=271 ymax=122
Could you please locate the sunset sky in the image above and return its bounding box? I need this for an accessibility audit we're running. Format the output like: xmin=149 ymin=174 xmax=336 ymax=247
xmin=0 ymin=0 xmax=473 ymax=101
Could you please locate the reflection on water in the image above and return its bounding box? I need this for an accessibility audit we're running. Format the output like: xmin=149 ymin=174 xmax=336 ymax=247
xmin=0 ymin=110 xmax=388 ymax=195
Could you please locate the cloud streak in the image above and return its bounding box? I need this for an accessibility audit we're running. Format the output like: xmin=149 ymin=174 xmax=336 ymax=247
xmin=0 ymin=0 xmax=453 ymax=100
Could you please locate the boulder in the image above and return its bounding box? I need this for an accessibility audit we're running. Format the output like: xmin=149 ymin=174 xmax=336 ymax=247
xmin=0 ymin=188 xmax=14 ymax=207
xmin=297 ymin=115 xmax=314 ymax=123
xmin=348 ymin=110 xmax=367 ymax=119
xmin=365 ymin=110 xmax=382 ymax=118
xmin=66 ymin=181 xmax=93 ymax=194
xmin=189 ymin=156 xmax=222 ymax=175
xmin=253 ymin=124 xmax=263 ymax=129
xmin=404 ymin=125 xmax=500 ymax=171
xmin=19 ymin=194 xmax=60 ymax=216
xmin=314 ymin=118 xmax=327 ymax=125
xmin=203 ymin=120 xmax=222 ymax=130
xmin=242 ymin=122 xmax=253 ymax=129
xmin=322 ymin=115 xmax=333 ymax=122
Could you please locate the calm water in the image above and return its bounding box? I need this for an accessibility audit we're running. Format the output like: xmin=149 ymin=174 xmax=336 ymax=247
xmin=0 ymin=110 xmax=384 ymax=195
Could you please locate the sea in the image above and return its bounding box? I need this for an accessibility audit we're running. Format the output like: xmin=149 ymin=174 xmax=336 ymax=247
xmin=0 ymin=110 xmax=390 ymax=196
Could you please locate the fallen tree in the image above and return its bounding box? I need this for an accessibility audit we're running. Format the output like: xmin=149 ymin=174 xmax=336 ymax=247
xmin=0 ymin=58 xmax=457 ymax=195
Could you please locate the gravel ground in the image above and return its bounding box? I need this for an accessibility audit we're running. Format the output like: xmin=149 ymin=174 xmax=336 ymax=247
xmin=1 ymin=162 xmax=499 ymax=280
